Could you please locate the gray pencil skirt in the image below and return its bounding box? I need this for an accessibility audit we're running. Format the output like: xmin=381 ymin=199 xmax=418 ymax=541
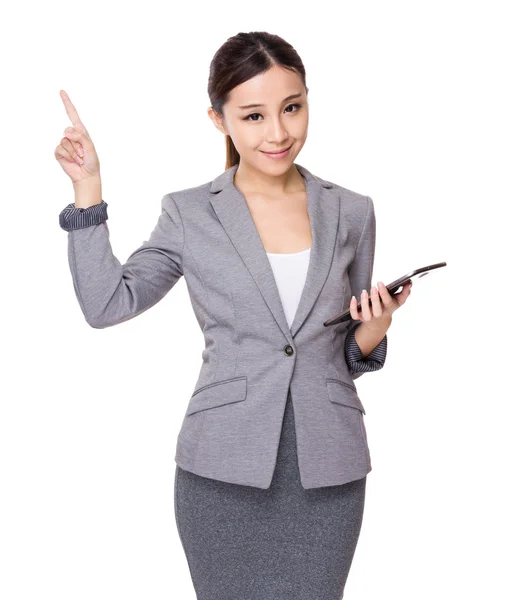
xmin=173 ymin=389 xmax=367 ymax=600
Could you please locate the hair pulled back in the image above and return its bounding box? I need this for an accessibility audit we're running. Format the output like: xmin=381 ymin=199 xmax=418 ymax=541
xmin=208 ymin=31 xmax=308 ymax=170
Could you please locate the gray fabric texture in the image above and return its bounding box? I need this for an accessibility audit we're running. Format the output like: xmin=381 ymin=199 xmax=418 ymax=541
xmin=174 ymin=390 xmax=366 ymax=600
xmin=59 ymin=163 xmax=387 ymax=489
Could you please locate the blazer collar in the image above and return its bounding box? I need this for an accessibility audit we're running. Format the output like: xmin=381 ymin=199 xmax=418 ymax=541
xmin=209 ymin=162 xmax=339 ymax=342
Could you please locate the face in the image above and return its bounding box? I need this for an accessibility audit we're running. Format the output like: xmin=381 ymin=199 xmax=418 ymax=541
xmin=208 ymin=64 xmax=309 ymax=175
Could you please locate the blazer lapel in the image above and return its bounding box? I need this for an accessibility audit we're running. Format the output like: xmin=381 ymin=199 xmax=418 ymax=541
xmin=209 ymin=162 xmax=339 ymax=342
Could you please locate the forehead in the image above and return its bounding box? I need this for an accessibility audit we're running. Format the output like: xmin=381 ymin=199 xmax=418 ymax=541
xmin=228 ymin=66 xmax=304 ymax=108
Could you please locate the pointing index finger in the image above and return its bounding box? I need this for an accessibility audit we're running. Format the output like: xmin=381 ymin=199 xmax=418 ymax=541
xmin=59 ymin=89 xmax=84 ymax=127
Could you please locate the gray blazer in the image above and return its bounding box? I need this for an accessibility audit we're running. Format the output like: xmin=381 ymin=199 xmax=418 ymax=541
xmin=59 ymin=162 xmax=387 ymax=489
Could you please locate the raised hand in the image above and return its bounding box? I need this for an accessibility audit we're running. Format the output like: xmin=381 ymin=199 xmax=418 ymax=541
xmin=54 ymin=90 xmax=101 ymax=185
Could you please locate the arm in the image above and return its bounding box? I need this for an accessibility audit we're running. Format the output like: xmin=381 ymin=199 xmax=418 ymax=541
xmin=344 ymin=195 xmax=388 ymax=380
xmin=59 ymin=193 xmax=184 ymax=329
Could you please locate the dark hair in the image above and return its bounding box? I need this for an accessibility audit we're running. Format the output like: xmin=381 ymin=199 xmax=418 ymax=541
xmin=208 ymin=31 xmax=309 ymax=170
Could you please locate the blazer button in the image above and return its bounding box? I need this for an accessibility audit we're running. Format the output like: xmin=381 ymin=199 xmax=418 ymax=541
xmin=284 ymin=344 xmax=294 ymax=356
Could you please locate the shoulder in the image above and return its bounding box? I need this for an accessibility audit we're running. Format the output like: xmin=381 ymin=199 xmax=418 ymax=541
xmin=157 ymin=181 xmax=212 ymax=219
xmin=161 ymin=180 xmax=211 ymax=205
xmin=163 ymin=170 xmax=374 ymax=216
xmin=317 ymin=173 xmax=370 ymax=202
xmin=314 ymin=173 xmax=373 ymax=222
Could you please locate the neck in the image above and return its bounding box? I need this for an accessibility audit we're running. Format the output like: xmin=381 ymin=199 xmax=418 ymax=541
xmin=234 ymin=161 xmax=305 ymax=195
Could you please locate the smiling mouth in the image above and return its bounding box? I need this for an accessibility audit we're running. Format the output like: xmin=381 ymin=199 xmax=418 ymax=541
xmin=261 ymin=144 xmax=292 ymax=154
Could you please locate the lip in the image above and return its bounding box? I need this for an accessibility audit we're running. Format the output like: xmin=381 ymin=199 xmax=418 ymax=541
xmin=261 ymin=144 xmax=293 ymax=158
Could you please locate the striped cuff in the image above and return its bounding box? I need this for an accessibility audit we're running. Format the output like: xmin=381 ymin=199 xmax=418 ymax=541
xmin=345 ymin=322 xmax=388 ymax=373
xmin=59 ymin=199 xmax=108 ymax=231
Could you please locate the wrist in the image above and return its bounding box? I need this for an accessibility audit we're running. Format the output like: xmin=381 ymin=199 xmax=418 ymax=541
xmin=72 ymin=174 xmax=101 ymax=187
xmin=365 ymin=314 xmax=392 ymax=334
xmin=73 ymin=176 xmax=102 ymax=209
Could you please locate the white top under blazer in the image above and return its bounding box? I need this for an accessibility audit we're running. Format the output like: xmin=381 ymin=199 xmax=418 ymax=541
xmin=265 ymin=247 xmax=312 ymax=329
xmin=265 ymin=244 xmax=384 ymax=375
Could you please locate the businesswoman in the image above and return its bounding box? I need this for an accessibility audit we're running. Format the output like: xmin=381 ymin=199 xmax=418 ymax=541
xmin=56 ymin=31 xmax=411 ymax=600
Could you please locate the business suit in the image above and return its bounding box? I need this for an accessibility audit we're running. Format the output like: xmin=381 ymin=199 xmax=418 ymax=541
xmin=60 ymin=161 xmax=387 ymax=598
xmin=59 ymin=161 xmax=387 ymax=491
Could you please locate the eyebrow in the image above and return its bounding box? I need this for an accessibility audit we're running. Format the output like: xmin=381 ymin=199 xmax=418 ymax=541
xmin=237 ymin=93 xmax=303 ymax=111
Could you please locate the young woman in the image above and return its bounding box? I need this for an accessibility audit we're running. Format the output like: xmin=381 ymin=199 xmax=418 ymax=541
xmin=56 ymin=30 xmax=411 ymax=600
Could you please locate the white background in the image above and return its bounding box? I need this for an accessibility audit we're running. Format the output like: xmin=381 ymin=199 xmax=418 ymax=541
xmin=1 ymin=0 xmax=506 ymax=598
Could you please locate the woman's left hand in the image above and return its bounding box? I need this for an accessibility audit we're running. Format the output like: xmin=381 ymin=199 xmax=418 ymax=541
xmin=350 ymin=281 xmax=412 ymax=332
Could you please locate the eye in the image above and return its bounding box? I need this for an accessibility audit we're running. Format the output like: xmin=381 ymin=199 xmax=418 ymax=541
xmin=243 ymin=103 xmax=302 ymax=122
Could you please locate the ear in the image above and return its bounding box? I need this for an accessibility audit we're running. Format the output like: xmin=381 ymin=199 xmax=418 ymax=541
xmin=208 ymin=107 xmax=228 ymax=135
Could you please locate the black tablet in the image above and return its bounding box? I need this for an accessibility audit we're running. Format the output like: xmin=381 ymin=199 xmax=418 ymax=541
xmin=323 ymin=261 xmax=447 ymax=327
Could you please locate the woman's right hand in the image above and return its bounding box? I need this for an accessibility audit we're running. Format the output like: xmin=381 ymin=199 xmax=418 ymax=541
xmin=54 ymin=90 xmax=101 ymax=185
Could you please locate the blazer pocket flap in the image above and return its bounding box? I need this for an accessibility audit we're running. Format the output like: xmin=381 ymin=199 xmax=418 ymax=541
xmin=186 ymin=376 xmax=247 ymax=416
xmin=326 ymin=378 xmax=366 ymax=414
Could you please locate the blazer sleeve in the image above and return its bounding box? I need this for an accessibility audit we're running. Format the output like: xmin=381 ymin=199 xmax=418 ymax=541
xmin=344 ymin=195 xmax=388 ymax=380
xmin=59 ymin=193 xmax=184 ymax=329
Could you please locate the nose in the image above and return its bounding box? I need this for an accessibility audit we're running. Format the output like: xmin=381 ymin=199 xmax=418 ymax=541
xmin=265 ymin=117 xmax=289 ymax=145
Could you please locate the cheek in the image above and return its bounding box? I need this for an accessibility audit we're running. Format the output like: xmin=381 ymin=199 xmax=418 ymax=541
xmin=231 ymin=127 xmax=262 ymax=151
xmin=284 ymin=125 xmax=308 ymax=149
xmin=294 ymin=116 xmax=309 ymax=139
